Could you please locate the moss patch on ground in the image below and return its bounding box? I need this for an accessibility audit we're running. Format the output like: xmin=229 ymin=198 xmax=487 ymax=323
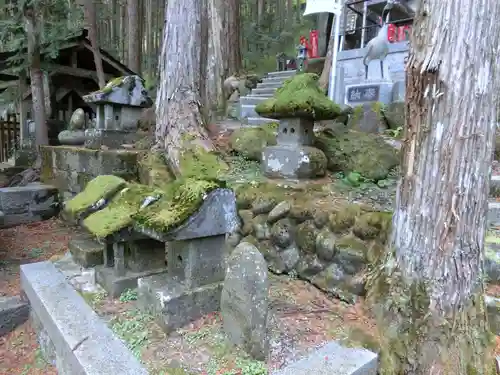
xmin=64 ymin=175 xmax=127 ymax=217
xmin=83 ymin=184 xmax=160 ymax=238
xmin=229 ymin=124 xmax=278 ymax=161
xmin=133 ymin=178 xmax=222 ymax=233
xmin=315 ymin=127 xmax=399 ymax=181
xmin=179 ymin=145 xmax=229 ymax=181
xmin=255 ymin=73 xmax=342 ymax=120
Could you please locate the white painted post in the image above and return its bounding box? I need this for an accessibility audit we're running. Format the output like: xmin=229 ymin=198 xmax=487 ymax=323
xmin=303 ymin=0 xmax=343 ymax=102
xmin=328 ymin=14 xmax=341 ymax=101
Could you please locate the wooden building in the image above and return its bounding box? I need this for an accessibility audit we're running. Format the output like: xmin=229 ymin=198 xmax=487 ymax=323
xmin=0 ymin=29 xmax=135 ymax=145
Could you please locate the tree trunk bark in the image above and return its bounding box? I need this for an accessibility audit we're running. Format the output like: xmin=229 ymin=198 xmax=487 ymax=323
xmin=127 ymin=0 xmax=141 ymax=74
xmin=24 ymin=5 xmax=48 ymax=149
xmin=318 ymin=17 xmax=335 ymax=92
xmin=156 ymin=0 xmax=221 ymax=176
xmin=83 ymin=0 xmax=106 ymax=88
xmin=225 ymin=0 xmax=242 ymax=76
xmin=368 ymin=1 xmax=500 ymax=373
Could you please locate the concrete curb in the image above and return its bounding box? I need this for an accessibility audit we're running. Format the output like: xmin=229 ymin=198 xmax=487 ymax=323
xmin=0 ymin=296 xmax=30 ymax=337
xmin=21 ymin=261 xmax=148 ymax=375
xmin=271 ymin=341 xmax=378 ymax=375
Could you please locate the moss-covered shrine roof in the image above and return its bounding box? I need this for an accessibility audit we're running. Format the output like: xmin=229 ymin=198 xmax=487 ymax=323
xmin=63 ymin=175 xmax=222 ymax=239
xmin=255 ymin=73 xmax=342 ymax=120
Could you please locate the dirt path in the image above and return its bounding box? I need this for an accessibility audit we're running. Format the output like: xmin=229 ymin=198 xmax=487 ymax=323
xmin=0 ymin=219 xmax=72 ymax=375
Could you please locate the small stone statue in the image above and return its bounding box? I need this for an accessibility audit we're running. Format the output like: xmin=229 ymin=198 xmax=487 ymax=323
xmin=58 ymin=108 xmax=86 ymax=146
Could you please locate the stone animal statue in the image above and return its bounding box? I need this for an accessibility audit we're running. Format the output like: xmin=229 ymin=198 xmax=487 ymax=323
xmin=362 ymin=2 xmax=394 ymax=80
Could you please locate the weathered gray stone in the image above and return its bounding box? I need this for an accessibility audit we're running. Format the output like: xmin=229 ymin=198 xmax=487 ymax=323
xmin=488 ymin=201 xmax=500 ymax=227
xmin=221 ymin=242 xmax=270 ymax=361
xmin=68 ymin=108 xmax=86 ymax=130
xmin=315 ymin=229 xmax=337 ymax=262
xmin=271 ymin=340 xmax=378 ymax=375
xmin=491 ymin=175 xmax=500 ymax=197
xmin=251 ymin=198 xmax=277 ymax=215
xmin=296 ymin=254 xmax=324 ymax=280
xmin=262 ymin=145 xmax=327 ymax=180
xmin=486 ymin=295 xmax=500 ymax=335
xmin=58 ymin=130 xmax=86 ymax=146
xmin=21 ymin=261 xmax=148 ymax=375
xmin=311 ymin=264 xmax=364 ymax=304
xmin=267 ymin=201 xmax=291 ymax=224
xmin=270 ymin=218 xmax=295 ymax=249
xmin=83 ymin=76 xmax=153 ymax=108
xmin=0 ymin=296 xmax=30 ymax=336
xmin=0 ymin=184 xmax=60 ymax=228
xmin=53 ymin=252 xmax=101 ymax=294
xmin=68 ymin=237 xmax=104 ymax=268
xmin=253 ymin=215 xmax=271 ymax=241
xmin=138 ymin=275 xmax=223 ymax=333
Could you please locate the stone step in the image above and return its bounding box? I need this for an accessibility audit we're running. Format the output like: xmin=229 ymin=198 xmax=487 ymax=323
xmin=256 ymin=81 xmax=284 ymax=89
xmin=261 ymin=76 xmax=290 ymax=84
xmin=271 ymin=341 xmax=377 ymax=375
xmin=240 ymin=104 xmax=258 ymax=119
xmin=267 ymin=70 xmax=297 ymax=79
xmin=488 ymin=201 xmax=500 ymax=227
xmin=491 ymin=175 xmax=500 ymax=197
xmin=240 ymin=96 xmax=269 ymax=106
xmin=246 ymin=117 xmax=279 ymax=126
xmin=251 ymin=87 xmax=277 ymax=96
xmin=68 ymin=236 xmax=105 ymax=268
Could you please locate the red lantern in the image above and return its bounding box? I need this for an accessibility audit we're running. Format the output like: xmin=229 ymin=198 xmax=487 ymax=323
xmin=309 ymin=30 xmax=319 ymax=58
xmin=387 ymin=24 xmax=397 ymax=43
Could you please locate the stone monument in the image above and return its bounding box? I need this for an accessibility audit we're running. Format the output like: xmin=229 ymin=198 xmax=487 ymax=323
xmin=82 ymin=75 xmax=153 ymax=149
xmin=57 ymin=108 xmax=86 ymax=145
xmin=255 ymin=73 xmax=341 ymax=179
xmin=221 ymin=242 xmax=270 ymax=361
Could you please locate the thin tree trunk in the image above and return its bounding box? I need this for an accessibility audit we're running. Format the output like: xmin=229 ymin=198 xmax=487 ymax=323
xmin=226 ymin=0 xmax=242 ymax=76
xmin=83 ymin=0 xmax=106 ymax=88
xmin=127 ymin=0 xmax=141 ymax=74
xmin=368 ymin=1 xmax=500 ymax=373
xmin=24 ymin=5 xmax=48 ymax=149
xmin=155 ymin=0 xmax=220 ymax=176
xmin=318 ymin=17 xmax=335 ymax=91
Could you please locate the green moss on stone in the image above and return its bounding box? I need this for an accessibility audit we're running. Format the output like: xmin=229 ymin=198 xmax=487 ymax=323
xmin=353 ymin=212 xmax=392 ymax=240
xmin=296 ymin=220 xmax=318 ymax=253
xmin=83 ymin=184 xmax=159 ymax=238
xmin=40 ymin=147 xmax=54 ymax=183
xmin=229 ymin=125 xmax=277 ymax=161
xmin=64 ymin=175 xmax=127 ymax=217
xmin=255 ymin=73 xmax=342 ymax=120
xmin=137 ymin=151 xmax=174 ymax=189
xmin=179 ymin=145 xmax=228 ymax=180
xmin=329 ymin=204 xmax=363 ymax=233
xmin=132 ymin=178 xmax=221 ymax=233
xmin=315 ymin=127 xmax=399 ymax=181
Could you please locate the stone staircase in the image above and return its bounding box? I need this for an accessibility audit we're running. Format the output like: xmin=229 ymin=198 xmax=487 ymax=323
xmin=239 ymin=69 xmax=297 ymax=126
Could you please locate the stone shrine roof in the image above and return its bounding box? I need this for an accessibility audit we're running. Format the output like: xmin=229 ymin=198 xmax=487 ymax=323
xmin=83 ymin=75 xmax=153 ymax=108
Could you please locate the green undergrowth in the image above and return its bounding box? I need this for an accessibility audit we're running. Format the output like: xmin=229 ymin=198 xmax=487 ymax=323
xmin=64 ymin=175 xmax=126 ymax=217
xmin=132 ymin=178 xmax=223 ymax=233
xmin=110 ymin=309 xmax=154 ymax=358
xmin=83 ymin=184 xmax=160 ymax=238
xmin=255 ymin=73 xmax=341 ymax=120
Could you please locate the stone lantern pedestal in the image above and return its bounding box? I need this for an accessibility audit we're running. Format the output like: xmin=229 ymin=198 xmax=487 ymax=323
xmin=262 ymin=117 xmax=327 ymax=179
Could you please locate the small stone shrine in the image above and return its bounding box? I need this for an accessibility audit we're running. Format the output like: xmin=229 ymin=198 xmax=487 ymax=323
xmin=82 ymin=75 xmax=153 ymax=149
xmin=255 ymin=73 xmax=341 ymax=179
xmin=135 ymin=187 xmax=239 ymax=333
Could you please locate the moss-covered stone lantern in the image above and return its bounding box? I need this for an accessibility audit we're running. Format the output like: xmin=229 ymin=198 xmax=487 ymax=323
xmin=255 ymin=73 xmax=342 ymax=179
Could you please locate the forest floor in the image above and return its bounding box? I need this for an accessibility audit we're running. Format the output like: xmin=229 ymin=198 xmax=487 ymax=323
xmin=0 ymin=219 xmax=72 ymax=375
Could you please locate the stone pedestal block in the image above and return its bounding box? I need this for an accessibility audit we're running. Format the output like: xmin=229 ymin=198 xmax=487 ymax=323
xmin=262 ymin=145 xmax=327 ymax=179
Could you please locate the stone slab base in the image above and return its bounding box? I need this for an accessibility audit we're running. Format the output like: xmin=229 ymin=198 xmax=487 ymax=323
xmin=271 ymin=341 xmax=378 ymax=375
xmin=138 ymin=275 xmax=223 ymax=333
xmin=491 ymin=175 xmax=500 ymax=198
xmin=0 ymin=183 xmax=60 ymax=229
xmin=262 ymin=145 xmax=326 ymax=180
xmin=488 ymin=201 xmax=500 ymax=227
xmin=69 ymin=237 xmax=104 ymax=268
xmin=21 ymin=261 xmax=147 ymax=374
xmin=96 ymin=265 xmax=168 ymax=298
xmin=0 ymin=296 xmax=30 ymax=337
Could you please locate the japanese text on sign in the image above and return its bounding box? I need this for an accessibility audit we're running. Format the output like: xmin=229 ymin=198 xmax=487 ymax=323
xmin=346 ymin=85 xmax=380 ymax=103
